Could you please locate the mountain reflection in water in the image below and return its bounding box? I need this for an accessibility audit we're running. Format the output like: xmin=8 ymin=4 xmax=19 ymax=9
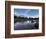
xmin=14 ymin=20 xmax=39 ymax=30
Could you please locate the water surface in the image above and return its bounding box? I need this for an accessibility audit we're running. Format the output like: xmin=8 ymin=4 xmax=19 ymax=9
xmin=14 ymin=20 xmax=38 ymax=30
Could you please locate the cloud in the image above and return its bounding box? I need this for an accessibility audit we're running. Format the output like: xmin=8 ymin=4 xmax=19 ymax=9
xmin=14 ymin=9 xmax=39 ymax=18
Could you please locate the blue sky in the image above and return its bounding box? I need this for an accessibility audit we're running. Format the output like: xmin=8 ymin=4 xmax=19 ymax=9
xmin=14 ymin=8 xmax=39 ymax=18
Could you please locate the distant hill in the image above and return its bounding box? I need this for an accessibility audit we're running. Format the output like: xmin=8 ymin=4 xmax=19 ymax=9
xmin=14 ymin=15 xmax=39 ymax=20
xmin=14 ymin=14 xmax=39 ymax=18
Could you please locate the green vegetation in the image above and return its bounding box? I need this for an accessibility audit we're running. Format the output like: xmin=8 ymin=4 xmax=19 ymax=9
xmin=14 ymin=16 xmax=39 ymax=23
xmin=14 ymin=18 xmax=39 ymax=23
xmin=14 ymin=18 xmax=32 ymax=22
